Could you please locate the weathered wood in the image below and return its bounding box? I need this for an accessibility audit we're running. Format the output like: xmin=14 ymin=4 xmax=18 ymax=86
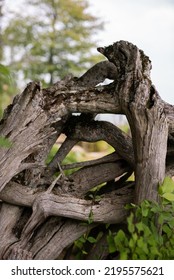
xmin=0 ymin=203 xmax=22 ymax=259
xmin=98 ymin=41 xmax=168 ymax=203
xmin=0 ymin=40 xmax=173 ymax=259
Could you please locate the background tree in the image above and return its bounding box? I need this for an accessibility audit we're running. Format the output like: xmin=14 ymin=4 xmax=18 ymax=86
xmin=0 ymin=0 xmax=15 ymax=117
xmin=2 ymin=0 xmax=103 ymax=86
xmin=0 ymin=0 xmax=4 ymax=61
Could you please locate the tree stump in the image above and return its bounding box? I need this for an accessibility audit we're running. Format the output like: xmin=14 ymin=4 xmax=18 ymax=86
xmin=0 ymin=40 xmax=173 ymax=259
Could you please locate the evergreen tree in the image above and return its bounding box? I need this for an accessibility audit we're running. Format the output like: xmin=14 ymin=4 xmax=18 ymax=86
xmin=2 ymin=0 xmax=103 ymax=86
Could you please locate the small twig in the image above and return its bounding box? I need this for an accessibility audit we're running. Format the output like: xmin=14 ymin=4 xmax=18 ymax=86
xmin=57 ymin=162 xmax=66 ymax=178
xmin=46 ymin=174 xmax=62 ymax=193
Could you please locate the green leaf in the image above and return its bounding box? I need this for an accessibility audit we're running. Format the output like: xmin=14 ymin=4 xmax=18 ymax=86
xmin=129 ymin=238 xmax=135 ymax=249
xmin=127 ymin=212 xmax=135 ymax=233
xmin=135 ymin=245 xmax=148 ymax=259
xmin=137 ymin=237 xmax=149 ymax=254
xmin=150 ymin=246 xmax=161 ymax=258
xmin=105 ymin=223 xmax=110 ymax=229
xmin=106 ymin=194 xmax=174 ymax=260
xmin=120 ymin=250 xmax=129 ymax=260
xmin=78 ymin=236 xmax=86 ymax=243
xmin=141 ymin=200 xmax=151 ymax=217
xmin=87 ymin=236 xmax=97 ymax=244
xmin=159 ymin=177 xmax=174 ymax=195
xmin=94 ymin=195 xmax=101 ymax=202
xmin=88 ymin=209 xmax=94 ymax=224
xmin=74 ymin=240 xmax=83 ymax=250
xmin=125 ymin=203 xmax=136 ymax=210
xmin=82 ymin=250 xmax=88 ymax=255
xmin=136 ymin=222 xmax=144 ymax=232
xmin=143 ymin=224 xmax=151 ymax=237
xmin=168 ymin=219 xmax=174 ymax=228
xmin=107 ymin=235 xmax=116 ymax=253
xmin=151 ymin=204 xmax=161 ymax=213
xmin=132 ymin=252 xmax=138 ymax=259
xmin=162 ymin=193 xmax=174 ymax=201
xmin=114 ymin=230 xmax=127 ymax=246
xmin=88 ymin=194 xmax=94 ymax=199
xmin=132 ymin=233 xmax=138 ymax=242
xmin=162 ymin=224 xmax=172 ymax=237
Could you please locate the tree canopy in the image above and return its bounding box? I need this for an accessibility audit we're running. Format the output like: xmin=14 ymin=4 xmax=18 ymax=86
xmin=1 ymin=0 xmax=103 ymax=86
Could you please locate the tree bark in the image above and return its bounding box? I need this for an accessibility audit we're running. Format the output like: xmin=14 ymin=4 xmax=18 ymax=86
xmin=98 ymin=42 xmax=168 ymax=203
xmin=0 ymin=40 xmax=173 ymax=259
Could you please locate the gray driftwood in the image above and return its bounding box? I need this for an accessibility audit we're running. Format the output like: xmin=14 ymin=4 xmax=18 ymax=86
xmin=0 ymin=40 xmax=173 ymax=259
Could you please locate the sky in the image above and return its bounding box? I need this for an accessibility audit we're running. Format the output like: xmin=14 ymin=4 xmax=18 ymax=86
xmin=87 ymin=0 xmax=174 ymax=104
xmin=5 ymin=0 xmax=174 ymax=104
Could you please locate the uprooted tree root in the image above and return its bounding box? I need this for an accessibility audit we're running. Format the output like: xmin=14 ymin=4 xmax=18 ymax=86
xmin=0 ymin=41 xmax=173 ymax=259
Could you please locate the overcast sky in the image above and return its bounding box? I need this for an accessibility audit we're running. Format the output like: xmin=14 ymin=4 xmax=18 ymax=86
xmin=5 ymin=0 xmax=174 ymax=104
xmin=88 ymin=0 xmax=174 ymax=104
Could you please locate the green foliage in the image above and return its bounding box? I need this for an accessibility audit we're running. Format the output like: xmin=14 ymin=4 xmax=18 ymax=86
xmin=0 ymin=64 xmax=11 ymax=78
xmin=93 ymin=141 xmax=115 ymax=153
xmin=2 ymin=0 xmax=103 ymax=86
xmin=0 ymin=66 xmax=13 ymax=134
xmin=46 ymin=144 xmax=59 ymax=165
xmin=87 ymin=209 xmax=94 ymax=225
xmin=73 ymin=213 xmax=96 ymax=258
xmin=0 ymin=136 xmax=12 ymax=148
xmin=159 ymin=176 xmax=174 ymax=201
xmin=0 ymin=64 xmax=16 ymax=117
xmin=107 ymin=177 xmax=174 ymax=259
xmin=46 ymin=142 xmax=87 ymax=175
xmin=73 ymin=229 xmax=103 ymax=259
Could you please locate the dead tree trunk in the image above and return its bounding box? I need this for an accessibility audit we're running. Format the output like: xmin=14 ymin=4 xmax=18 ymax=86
xmin=0 ymin=40 xmax=173 ymax=259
